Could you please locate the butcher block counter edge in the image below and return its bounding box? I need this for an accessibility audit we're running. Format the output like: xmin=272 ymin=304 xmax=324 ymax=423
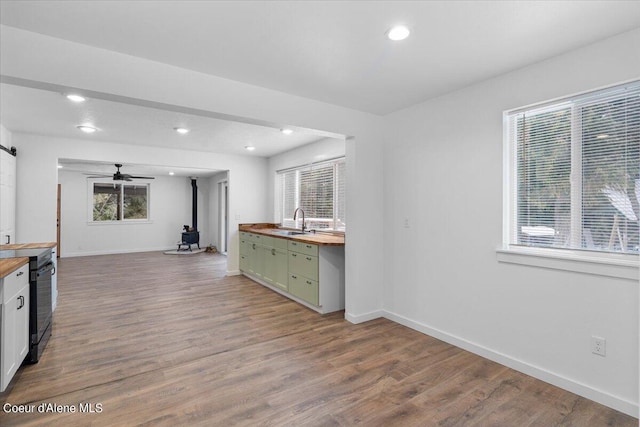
xmin=239 ymin=223 xmax=345 ymax=246
xmin=0 ymin=242 xmax=57 ymax=250
xmin=0 ymin=257 xmax=29 ymax=279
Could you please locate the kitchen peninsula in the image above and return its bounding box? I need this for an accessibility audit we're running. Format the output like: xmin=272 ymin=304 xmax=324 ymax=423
xmin=239 ymin=224 xmax=345 ymax=314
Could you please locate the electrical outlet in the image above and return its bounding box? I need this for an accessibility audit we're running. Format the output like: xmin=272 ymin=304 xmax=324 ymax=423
xmin=591 ymin=336 xmax=606 ymax=357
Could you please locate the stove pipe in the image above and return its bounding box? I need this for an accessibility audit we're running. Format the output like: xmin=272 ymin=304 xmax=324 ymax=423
xmin=191 ymin=178 xmax=198 ymax=231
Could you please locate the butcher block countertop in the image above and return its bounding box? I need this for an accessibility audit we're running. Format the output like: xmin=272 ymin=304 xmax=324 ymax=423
xmin=0 ymin=242 xmax=57 ymax=250
xmin=239 ymin=223 xmax=345 ymax=246
xmin=0 ymin=257 xmax=29 ymax=279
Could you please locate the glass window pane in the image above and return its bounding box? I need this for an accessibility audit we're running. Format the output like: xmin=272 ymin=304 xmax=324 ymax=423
xmin=123 ymin=185 xmax=148 ymax=219
xmin=582 ymin=96 xmax=640 ymax=253
xmin=516 ymin=108 xmax=572 ymax=248
xmin=93 ymin=183 xmax=121 ymax=221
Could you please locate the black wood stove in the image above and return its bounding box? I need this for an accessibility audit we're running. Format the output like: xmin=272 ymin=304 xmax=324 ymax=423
xmin=178 ymin=179 xmax=201 ymax=251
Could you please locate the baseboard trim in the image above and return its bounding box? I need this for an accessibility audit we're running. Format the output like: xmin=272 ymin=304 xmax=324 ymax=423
xmin=226 ymin=269 xmax=241 ymax=276
xmin=344 ymin=309 xmax=385 ymax=324
xmin=61 ymin=247 xmax=175 ymax=257
xmin=383 ymin=310 xmax=638 ymax=418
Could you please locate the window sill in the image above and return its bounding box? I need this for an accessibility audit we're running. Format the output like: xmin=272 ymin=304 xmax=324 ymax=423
xmin=496 ymin=246 xmax=638 ymax=281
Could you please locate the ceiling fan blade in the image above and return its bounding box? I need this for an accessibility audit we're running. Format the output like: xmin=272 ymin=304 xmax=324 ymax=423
xmin=129 ymin=175 xmax=155 ymax=179
xmin=85 ymin=174 xmax=111 ymax=178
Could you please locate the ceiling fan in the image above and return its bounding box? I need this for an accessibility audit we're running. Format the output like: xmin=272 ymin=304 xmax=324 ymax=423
xmin=86 ymin=164 xmax=155 ymax=181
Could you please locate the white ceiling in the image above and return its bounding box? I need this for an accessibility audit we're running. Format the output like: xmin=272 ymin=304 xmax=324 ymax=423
xmin=0 ymin=83 xmax=324 ymax=158
xmin=2 ymin=1 xmax=639 ymax=114
xmin=1 ymin=0 xmax=639 ymax=172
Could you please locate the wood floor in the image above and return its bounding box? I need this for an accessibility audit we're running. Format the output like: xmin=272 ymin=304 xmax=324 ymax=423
xmin=0 ymin=251 xmax=635 ymax=426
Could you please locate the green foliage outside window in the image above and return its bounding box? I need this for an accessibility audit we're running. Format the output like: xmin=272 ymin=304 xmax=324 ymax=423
xmin=93 ymin=183 xmax=148 ymax=221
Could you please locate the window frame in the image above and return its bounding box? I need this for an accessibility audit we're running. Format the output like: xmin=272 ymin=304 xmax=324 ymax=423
xmin=499 ymin=80 xmax=639 ymax=280
xmin=88 ymin=179 xmax=152 ymax=224
xmin=275 ymin=157 xmax=346 ymax=232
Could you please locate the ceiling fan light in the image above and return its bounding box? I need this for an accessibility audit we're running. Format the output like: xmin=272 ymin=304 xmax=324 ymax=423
xmin=77 ymin=124 xmax=97 ymax=133
xmin=174 ymin=127 xmax=189 ymax=135
xmin=281 ymin=128 xmax=293 ymax=135
xmin=245 ymin=145 xmax=256 ymax=151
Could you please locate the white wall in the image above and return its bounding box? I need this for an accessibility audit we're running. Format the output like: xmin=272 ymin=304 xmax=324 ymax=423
xmin=0 ymin=124 xmax=12 ymax=149
xmin=383 ymin=28 xmax=640 ymax=416
xmin=206 ymin=171 xmax=229 ymax=251
xmin=267 ymin=137 xmax=346 ymax=222
xmin=58 ymin=169 xmax=204 ymax=256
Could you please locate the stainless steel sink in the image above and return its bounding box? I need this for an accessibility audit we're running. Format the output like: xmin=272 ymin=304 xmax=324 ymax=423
xmin=273 ymin=230 xmax=306 ymax=236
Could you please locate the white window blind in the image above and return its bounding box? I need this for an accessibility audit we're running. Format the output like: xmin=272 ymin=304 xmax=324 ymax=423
xmin=276 ymin=158 xmax=346 ymax=231
xmin=507 ymin=81 xmax=640 ymax=254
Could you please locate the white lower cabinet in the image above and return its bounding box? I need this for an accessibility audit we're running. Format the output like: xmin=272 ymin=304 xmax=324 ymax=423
xmin=1 ymin=264 xmax=30 ymax=392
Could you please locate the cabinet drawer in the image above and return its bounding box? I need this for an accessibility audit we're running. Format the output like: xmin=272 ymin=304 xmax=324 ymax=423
xmin=287 ymin=240 xmax=318 ymax=256
xmin=2 ymin=264 xmax=29 ymax=303
xmin=288 ymin=251 xmax=318 ymax=281
xmin=288 ymin=273 xmax=318 ymax=306
xmin=239 ymin=254 xmax=248 ymax=272
xmin=239 ymin=237 xmax=250 ymax=256
xmin=271 ymin=236 xmax=289 ymax=250
xmin=260 ymin=236 xmax=274 ymax=248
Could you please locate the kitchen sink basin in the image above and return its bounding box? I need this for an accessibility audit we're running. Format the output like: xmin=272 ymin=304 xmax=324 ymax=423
xmin=273 ymin=230 xmax=306 ymax=236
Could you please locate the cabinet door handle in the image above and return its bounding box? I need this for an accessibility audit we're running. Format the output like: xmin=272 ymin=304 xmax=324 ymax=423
xmin=291 ymin=253 xmax=297 ymax=257
xmin=291 ymin=275 xmax=297 ymax=279
xmin=17 ymin=295 xmax=25 ymax=310
xmin=306 ymin=257 xmax=312 ymax=261
xmin=306 ymin=280 xmax=312 ymax=285
xmin=252 ymin=243 xmax=256 ymax=250
xmin=306 ymin=245 xmax=312 ymax=249
xmin=17 ymin=271 xmax=24 ymax=277
xmin=271 ymin=248 xmax=276 ymax=256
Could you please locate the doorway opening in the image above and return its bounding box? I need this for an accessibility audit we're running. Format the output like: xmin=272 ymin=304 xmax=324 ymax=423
xmin=218 ymin=179 xmax=229 ymax=254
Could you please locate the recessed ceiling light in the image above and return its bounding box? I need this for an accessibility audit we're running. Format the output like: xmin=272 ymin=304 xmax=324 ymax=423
xmin=281 ymin=128 xmax=293 ymax=135
xmin=57 ymin=165 xmax=63 ymax=169
xmin=174 ymin=127 xmax=189 ymax=135
xmin=169 ymin=171 xmax=175 ymax=176
xmin=387 ymin=25 xmax=411 ymax=41
xmin=77 ymin=124 xmax=97 ymax=133
xmin=245 ymin=145 xmax=256 ymax=151
xmin=66 ymin=94 xmax=86 ymax=102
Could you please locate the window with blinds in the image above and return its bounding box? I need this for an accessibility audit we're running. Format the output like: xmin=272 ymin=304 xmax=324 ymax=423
xmin=276 ymin=158 xmax=346 ymax=231
xmin=506 ymin=81 xmax=640 ymax=254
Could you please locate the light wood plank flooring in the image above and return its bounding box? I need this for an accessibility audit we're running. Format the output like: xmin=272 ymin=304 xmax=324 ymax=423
xmin=0 ymin=251 xmax=636 ymax=426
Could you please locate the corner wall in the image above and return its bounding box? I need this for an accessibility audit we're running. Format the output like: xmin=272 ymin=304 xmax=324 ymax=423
xmin=383 ymin=28 xmax=640 ymax=416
